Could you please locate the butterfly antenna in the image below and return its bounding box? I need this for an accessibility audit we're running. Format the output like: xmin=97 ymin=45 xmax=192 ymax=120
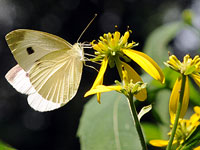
xmin=77 ymin=14 xmax=97 ymax=43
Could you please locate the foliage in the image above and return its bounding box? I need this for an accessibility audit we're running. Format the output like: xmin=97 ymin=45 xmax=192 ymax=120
xmin=78 ymin=91 xmax=142 ymax=150
xmin=0 ymin=140 xmax=15 ymax=150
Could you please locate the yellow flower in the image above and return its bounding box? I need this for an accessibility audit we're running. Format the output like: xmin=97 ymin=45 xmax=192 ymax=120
xmin=165 ymin=54 xmax=200 ymax=120
xmin=85 ymin=65 xmax=147 ymax=99
xmin=149 ymin=106 xmax=200 ymax=149
xmin=85 ymin=29 xmax=165 ymax=103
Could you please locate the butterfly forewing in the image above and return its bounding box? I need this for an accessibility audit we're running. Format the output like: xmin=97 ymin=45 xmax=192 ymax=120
xmin=6 ymin=29 xmax=72 ymax=71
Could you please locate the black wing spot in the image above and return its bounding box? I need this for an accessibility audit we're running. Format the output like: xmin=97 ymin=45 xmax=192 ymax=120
xmin=26 ymin=47 xmax=34 ymax=55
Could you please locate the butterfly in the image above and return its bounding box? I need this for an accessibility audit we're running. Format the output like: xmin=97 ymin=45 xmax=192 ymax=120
xmin=5 ymin=29 xmax=87 ymax=112
xmin=5 ymin=14 xmax=97 ymax=112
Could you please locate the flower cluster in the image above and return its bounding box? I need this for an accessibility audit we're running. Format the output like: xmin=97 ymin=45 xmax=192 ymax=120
xmin=149 ymin=106 xmax=200 ymax=149
xmin=85 ymin=65 xmax=147 ymax=99
xmin=165 ymin=54 xmax=200 ymax=77
xmin=165 ymin=54 xmax=200 ymax=120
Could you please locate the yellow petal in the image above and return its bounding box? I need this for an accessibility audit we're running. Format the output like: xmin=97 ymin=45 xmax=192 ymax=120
xmin=92 ymin=44 xmax=102 ymax=52
xmin=98 ymin=42 xmax=107 ymax=51
xmin=122 ymin=49 xmax=165 ymax=83
xmin=169 ymin=77 xmax=181 ymax=122
xmin=85 ymin=85 xmax=121 ymax=96
xmin=84 ymin=57 xmax=108 ymax=103
xmin=122 ymin=31 xmax=129 ymax=44
xmin=149 ymin=140 xmax=169 ymax=147
xmin=169 ymin=76 xmax=189 ymax=123
xmin=194 ymin=106 xmax=200 ymax=114
xmin=114 ymin=31 xmax=120 ymax=45
xmin=194 ymin=146 xmax=200 ymax=150
xmin=149 ymin=139 xmax=177 ymax=147
xmin=91 ymin=57 xmax=108 ymax=89
xmin=110 ymin=38 xmax=115 ymax=47
xmin=179 ymin=76 xmax=189 ymax=118
xmin=116 ymin=61 xmax=147 ymax=101
xmin=190 ymin=113 xmax=200 ymax=125
xmin=191 ymin=74 xmax=200 ymax=87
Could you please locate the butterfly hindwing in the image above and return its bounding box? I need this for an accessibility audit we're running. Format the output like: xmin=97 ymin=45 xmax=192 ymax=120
xmin=5 ymin=64 xmax=35 ymax=95
xmin=28 ymin=45 xmax=83 ymax=111
xmin=5 ymin=65 xmax=62 ymax=111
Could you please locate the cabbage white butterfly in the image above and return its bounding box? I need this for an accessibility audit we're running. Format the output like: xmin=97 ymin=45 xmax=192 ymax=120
xmin=5 ymin=15 xmax=96 ymax=112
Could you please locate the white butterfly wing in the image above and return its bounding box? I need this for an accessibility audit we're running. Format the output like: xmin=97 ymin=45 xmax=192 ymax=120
xmin=28 ymin=93 xmax=63 ymax=111
xmin=5 ymin=65 xmax=62 ymax=111
xmin=6 ymin=29 xmax=72 ymax=71
xmin=28 ymin=45 xmax=83 ymax=111
xmin=5 ymin=64 xmax=35 ymax=94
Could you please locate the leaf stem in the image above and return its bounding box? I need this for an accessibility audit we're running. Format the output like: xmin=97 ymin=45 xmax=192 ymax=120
xmin=166 ymin=75 xmax=186 ymax=150
xmin=127 ymin=95 xmax=147 ymax=150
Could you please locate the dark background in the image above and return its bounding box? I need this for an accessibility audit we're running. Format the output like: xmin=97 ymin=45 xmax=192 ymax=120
xmin=0 ymin=0 xmax=198 ymax=149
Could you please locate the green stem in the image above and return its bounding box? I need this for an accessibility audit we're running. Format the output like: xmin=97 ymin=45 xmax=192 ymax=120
xmin=127 ymin=96 xmax=147 ymax=150
xmin=166 ymin=75 xmax=186 ymax=150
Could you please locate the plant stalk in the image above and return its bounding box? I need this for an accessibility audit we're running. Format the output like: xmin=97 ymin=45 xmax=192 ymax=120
xmin=127 ymin=95 xmax=147 ymax=150
xmin=166 ymin=75 xmax=186 ymax=150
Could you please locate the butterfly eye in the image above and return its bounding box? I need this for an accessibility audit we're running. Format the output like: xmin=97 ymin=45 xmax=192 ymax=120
xmin=26 ymin=47 xmax=35 ymax=55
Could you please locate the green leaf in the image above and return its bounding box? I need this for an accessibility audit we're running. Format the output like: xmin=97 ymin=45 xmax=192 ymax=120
xmin=78 ymin=91 xmax=142 ymax=150
xmin=142 ymin=123 xmax=162 ymax=141
xmin=143 ymin=21 xmax=184 ymax=67
xmin=154 ymin=89 xmax=171 ymax=125
xmin=0 ymin=140 xmax=16 ymax=150
xmin=152 ymin=89 xmax=171 ymax=139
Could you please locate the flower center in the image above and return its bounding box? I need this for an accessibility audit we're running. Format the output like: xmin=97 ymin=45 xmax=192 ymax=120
xmin=165 ymin=54 xmax=200 ymax=75
xmin=90 ymin=30 xmax=138 ymax=63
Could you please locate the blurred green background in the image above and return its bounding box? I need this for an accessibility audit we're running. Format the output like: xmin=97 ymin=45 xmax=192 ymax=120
xmin=0 ymin=0 xmax=200 ymax=149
